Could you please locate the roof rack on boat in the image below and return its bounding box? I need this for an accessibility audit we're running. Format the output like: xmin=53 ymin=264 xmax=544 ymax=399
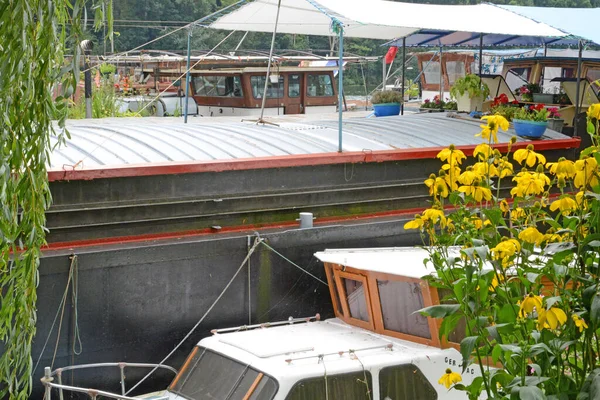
xmin=211 ymin=314 xmax=320 ymax=335
xmin=284 ymin=343 xmax=395 ymax=364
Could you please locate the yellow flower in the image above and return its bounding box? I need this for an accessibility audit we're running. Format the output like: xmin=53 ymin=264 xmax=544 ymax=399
xmin=477 ymin=115 xmax=509 ymax=144
xmin=549 ymin=196 xmax=578 ymax=215
xmin=574 ymin=157 xmax=599 ymax=189
xmin=473 ymin=162 xmax=499 ymax=177
xmin=437 ymin=145 xmax=466 ymax=167
xmin=519 ymin=226 xmax=544 ymax=245
xmin=404 ymin=215 xmax=424 ymax=230
xmin=500 ymin=199 xmax=510 ymax=215
xmin=497 ymin=158 xmax=514 ymax=178
xmin=511 ymin=171 xmax=546 ymax=197
xmin=546 ymin=158 xmax=576 ymax=178
xmin=588 ymin=103 xmax=600 ymax=119
xmin=573 ymin=314 xmax=589 ymax=332
xmin=519 ymin=293 xmax=543 ymax=317
xmin=513 ymin=145 xmax=546 ymax=167
xmin=438 ymin=368 xmax=462 ymax=389
xmin=473 ymin=143 xmax=493 ymax=161
xmin=458 ymin=182 xmax=492 ymax=202
xmin=458 ymin=167 xmax=482 ymax=185
xmin=422 ymin=208 xmax=447 ymax=227
xmin=511 ymin=207 xmax=526 ymax=222
xmin=537 ymin=307 xmax=567 ymax=330
xmin=425 ymin=174 xmax=449 ymax=198
xmin=490 ymin=238 xmax=521 ymax=260
xmin=442 ymin=163 xmax=461 ymax=190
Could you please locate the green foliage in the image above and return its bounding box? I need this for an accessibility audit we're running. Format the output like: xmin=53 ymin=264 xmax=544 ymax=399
xmin=371 ymin=90 xmax=403 ymax=104
xmin=450 ymin=74 xmax=490 ymax=100
xmin=514 ymin=105 xmax=550 ymax=122
xmin=67 ymin=83 xmax=125 ymax=119
xmin=99 ymin=63 xmax=116 ymax=76
xmin=0 ymin=1 xmax=110 ymax=398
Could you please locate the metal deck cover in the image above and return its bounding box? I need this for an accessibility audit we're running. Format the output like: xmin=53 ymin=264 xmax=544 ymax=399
xmin=50 ymin=113 xmax=571 ymax=170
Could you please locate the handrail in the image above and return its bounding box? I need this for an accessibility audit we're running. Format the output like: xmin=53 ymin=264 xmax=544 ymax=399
xmin=211 ymin=314 xmax=321 ymax=334
xmin=41 ymin=363 xmax=177 ymax=400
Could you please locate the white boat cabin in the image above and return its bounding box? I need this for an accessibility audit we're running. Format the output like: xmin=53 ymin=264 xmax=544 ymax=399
xmin=156 ymin=247 xmax=476 ymax=400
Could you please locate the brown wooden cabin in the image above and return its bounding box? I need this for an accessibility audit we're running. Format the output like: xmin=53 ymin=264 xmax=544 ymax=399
xmin=148 ymin=65 xmax=339 ymax=117
xmin=315 ymin=247 xmax=466 ymax=350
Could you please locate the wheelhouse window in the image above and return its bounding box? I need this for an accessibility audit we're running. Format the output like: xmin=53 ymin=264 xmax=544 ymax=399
xmin=379 ymin=364 xmax=438 ymax=400
xmin=251 ymin=75 xmax=285 ymax=99
xmin=377 ymin=280 xmax=431 ymax=339
xmin=193 ymin=76 xmax=243 ymax=97
xmin=306 ymin=74 xmax=334 ymax=97
xmin=446 ymin=61 xmax=465 ymax=85
xmin=505 ymin=67 xmax=531 ymax=92
xmin=170 ymin=347 xmax=277 ymax=400
xmin=288 ymin=74 xmax=301 ymax=97
xmin=342 ymin=278 xmax=370 ymax=322
xmin=422 ymin=61 xmax=441 ymax=84
xmin=285 ymin=371 xmax=372 ymax=400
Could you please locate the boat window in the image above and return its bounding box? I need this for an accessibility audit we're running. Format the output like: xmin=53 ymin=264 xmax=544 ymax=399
xmin=422 ymin=61 xmax=441 ymax=84
xmin=285 ymin=371 xmax=372 ymax=400
xmin=193 ymin=76 xmax=243 ymax=97
xmin=306 ymin=74 xmax=334 ymax=97
xmin=379 ymin=364 xmax=438 ymax=400
xmin=505 ymin=67 xmax=530 ymax=92
xmin=324 ymin=266 xmax=342 ymax=315
xmin=289 ymin=74 xmax=301 ymax=98
xmin=251 ymin=75 xmax=285 ymax=99
xmin=342 ymin=278 xmax=370 ymax=322
xmin=377 ymin=280 xmax=431 ymax=339
xmin=169 ymin=347 xmax=278 ymax=400
xmin=446 ymin=61 xmax=465 ymax=85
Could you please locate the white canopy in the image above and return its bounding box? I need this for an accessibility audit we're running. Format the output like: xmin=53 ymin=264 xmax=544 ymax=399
xmin=209 ymin=0 xmax=567 ymax=41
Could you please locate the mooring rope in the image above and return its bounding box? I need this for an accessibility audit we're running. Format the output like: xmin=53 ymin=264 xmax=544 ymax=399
xmin=259 ymin=241 xmax=328 ymax=287
xmin=125 ymin=235 xmax=264 ymax=395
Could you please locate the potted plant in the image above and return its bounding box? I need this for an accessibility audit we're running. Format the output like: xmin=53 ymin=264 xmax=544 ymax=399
xmin=99 ymin=63 xmax=116 ymax=79
xmin=547 ymin=107 xmax=564 ymax=132
xmin=513 ymin=103 xmax=549 ymax=138
xmin=419 ymin=95 xmax=446 ymax=112
xmin=450 ymin=74 xmax=490 ymax=112
xmin=489 ymin=94 xmax=520 ymax=121
xmin=371 ymin=90 xmax=403 ymax=117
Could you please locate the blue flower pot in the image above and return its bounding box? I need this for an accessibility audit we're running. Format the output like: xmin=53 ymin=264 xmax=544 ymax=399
xmin=513 ymin=119 xmax=548 ymax=138
xmin=373 ymin=103 xmax=401 ymax=117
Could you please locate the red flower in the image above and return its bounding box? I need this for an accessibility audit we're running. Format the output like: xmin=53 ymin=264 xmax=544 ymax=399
xmin=532 ymin=103 xmax=545 ymax=111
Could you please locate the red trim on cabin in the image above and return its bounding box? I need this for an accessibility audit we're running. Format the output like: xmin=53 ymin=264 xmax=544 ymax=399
xmin=48 ymin=137 xmax=580 ymax=182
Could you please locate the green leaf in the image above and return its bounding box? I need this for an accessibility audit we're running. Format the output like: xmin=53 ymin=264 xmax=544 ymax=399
xmin=590 ymin=294 xmax=600 ymax=324
xmin=417 ymin=304 xmax=460 ymax=318
xmin=492 ymin=344 xmax=503 ymax=364
xmin=518 ymin=386 xmax=547 ymax=400
xmin=460 ymin=336 xmax=478 ymax=373
xmin=526 ymin=272 xmax=540 ymax=283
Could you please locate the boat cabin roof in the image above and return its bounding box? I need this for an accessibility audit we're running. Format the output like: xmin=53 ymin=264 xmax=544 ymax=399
xmin=314 ymin=247 xmax=440 ymax=279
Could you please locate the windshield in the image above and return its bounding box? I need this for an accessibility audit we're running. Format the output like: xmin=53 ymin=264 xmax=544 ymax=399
xmin=169 ymin=347 xmax=277 ymax=400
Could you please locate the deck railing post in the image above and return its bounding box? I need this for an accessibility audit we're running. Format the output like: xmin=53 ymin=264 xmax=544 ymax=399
xmin=120 ymin=363 xmax=126 ymax=395
xmin=43 ymin=367 xmax=53 ymax=400
xmin=401 ymin=37 xmax=406 ymax=115
xmin=57 ymin=370 xmax=65 ymax=400
xmin=338 ymin=25 xmax=344 ymax=153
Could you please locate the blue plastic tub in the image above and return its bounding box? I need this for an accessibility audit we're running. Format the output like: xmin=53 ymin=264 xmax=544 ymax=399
xmin=373 ymin=103 xmax=401 ymax=117
xmin=513 ymin=119 xmax=548 ymax=138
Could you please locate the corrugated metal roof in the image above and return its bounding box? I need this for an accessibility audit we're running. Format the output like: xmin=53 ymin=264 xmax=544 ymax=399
xmin=50 ymin=113 xmax=571 ymax=170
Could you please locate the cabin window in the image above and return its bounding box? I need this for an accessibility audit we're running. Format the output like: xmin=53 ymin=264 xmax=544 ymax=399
xmin=251 ymin=75 xmax=285 ymax=99
xmin=324 ymin=266 xmax=343 ymax=315
xmin=306 ymin=74 xmax=334 ymax=97
xmin=505 ymin=67 xmax=531 ymax=92
xmin=285 ymin=371 xmax=372 ymax=400
xmin=289 ymin=74 xmax=301 ymax=97
xmin=170 ymin=347 xmax=278 ymax=400
xmin=342 ymin=278 xmax=370 ymax=322
xmin=379 ymin=364 xmax=438 ymax=400
xmin=377 ymin=280 xmax=431 ymax=339
xmin=193 ymin=75 xmax=243 ymax=97
xmin=446 ymin=61 xmax=465 ymax=85
xmin=422 ymin=61 xmax=441 ymax=84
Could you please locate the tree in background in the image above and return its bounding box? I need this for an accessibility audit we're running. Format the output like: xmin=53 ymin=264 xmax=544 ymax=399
xmin=0 ymin=1 xmax=110 ymax=398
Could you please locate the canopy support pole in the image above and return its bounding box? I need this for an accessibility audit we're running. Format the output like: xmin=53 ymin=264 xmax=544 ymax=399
xmin=382 ymin=58 xmax=386 ymax=91
xmin=574 ymin=39 xmax=583 ymax=138
xmin=184 ymin=28 xmax=192 ymax=124
xmin=478 ymin=33 xmax=483 ymax=79
xmin=338 ymin=25 xmax=344 ymax=152
xmin=401 ymin=37 xmax=406 ymax=115
xmin=258 ymin=0 xmax=282 ymax=123
xmin=439 ymin=45 xmax=443 ymax=101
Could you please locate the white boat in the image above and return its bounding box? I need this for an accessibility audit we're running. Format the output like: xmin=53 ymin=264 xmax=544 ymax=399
xmin=41 ymin=247 xmax=480 ymax=400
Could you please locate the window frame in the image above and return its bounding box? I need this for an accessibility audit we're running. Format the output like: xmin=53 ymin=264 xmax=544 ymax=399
xmin=333 ymin=269 xmax=375 ymax=330
xmin=168 ymin=346 xmax=279 ymax=400
xmin=250 ymin=75 xmax=285 ymax=99
xmin=288 ymin=74 xmax=301 ymax=98
xmin=192 ymin=75 xmax=244 ymax=98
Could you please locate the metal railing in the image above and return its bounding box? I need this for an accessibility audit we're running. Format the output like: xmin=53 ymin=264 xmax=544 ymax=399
xmin=41 ymin=362 xmax=178 ymax=400
xmin=210 ymin=314 xmax=321 ymax=334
